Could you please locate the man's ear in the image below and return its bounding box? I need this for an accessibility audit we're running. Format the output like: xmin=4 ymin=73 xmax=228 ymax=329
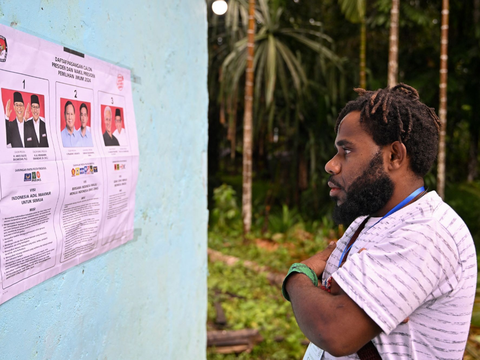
xmin=387 ymin=141 xmax=407 ymax=170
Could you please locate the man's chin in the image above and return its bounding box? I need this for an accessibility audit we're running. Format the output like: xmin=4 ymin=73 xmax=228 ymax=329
xmin=330 ymin=195 xmax=345 ymax=207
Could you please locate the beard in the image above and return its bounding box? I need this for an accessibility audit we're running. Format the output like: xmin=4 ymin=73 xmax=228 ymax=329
xmin=331 ymin=152 xmax=394 ymax=226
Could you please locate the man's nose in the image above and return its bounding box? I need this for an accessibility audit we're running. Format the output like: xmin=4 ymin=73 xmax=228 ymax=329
xmin=325 ymin=155 xmax=340 ymax=175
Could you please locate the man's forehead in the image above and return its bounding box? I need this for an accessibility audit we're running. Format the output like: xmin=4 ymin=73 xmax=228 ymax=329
xmin=337 ymin=110 xmax=361 ymax=133
xmin=335 ymin=110 xmax=376 ymax=146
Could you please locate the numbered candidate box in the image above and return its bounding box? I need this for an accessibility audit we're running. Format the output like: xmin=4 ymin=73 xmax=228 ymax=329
xmin=0 ymin=70 xmax=53 ymax=163
xmin=98 ymin=91 xmax=128 ymax=149
xmin=56 ymin=82 xmax=100 ymax=157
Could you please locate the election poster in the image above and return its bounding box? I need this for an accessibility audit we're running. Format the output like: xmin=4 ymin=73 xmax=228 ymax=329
xmin=0 ymin=24 xmax=139 ymax=304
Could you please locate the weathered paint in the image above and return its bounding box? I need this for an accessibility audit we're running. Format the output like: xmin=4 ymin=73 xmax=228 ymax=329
xmin=0 ymin=1 xmax=208 ymax=359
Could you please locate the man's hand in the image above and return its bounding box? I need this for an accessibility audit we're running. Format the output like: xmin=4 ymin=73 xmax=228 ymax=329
xmin=289 ymin=244 xmax=383 ymax=356
xmin=301 ymin=241 xmax=336 ymax=277
xmin=25 ymin=103 xmax=31 ymax=119
xmin=5 ymin=99 xmax=11 ymax=118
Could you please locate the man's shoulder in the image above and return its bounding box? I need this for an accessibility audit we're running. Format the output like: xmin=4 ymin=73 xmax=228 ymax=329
xmin=391 ymin=191 xmax=473 ymax=260
xmin=414 ymin=191 xmax=468 ymax=230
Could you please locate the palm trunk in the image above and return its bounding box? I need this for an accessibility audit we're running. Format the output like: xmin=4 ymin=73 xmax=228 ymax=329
xmin=359 ymin=9 xmax=367 ymax=88
xmin=242 ymin=0 xmax=255 ymax=234
xmin=228 ymin=90 xmax=238 ymax=160
xmin=387 ymin=0 xmax=399 ymax=87
xmin=437 ymin=0 xmax=449 ymax=198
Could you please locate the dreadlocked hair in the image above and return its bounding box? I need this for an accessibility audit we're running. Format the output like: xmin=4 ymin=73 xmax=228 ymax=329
xmin=335 ymin=83 xmax=441 ymax=178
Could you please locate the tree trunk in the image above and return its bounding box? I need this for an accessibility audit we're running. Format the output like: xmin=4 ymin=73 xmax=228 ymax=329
xmin=228 ymin=90 xmax=238 ymax=160
xmin=437 ymin=0 xmax=449 ymax=199
xmin=359 ymin=8 xmax=367 ymax=88
xmin=387 ymin=0 xmax=399 ymax=87
xmin=242 ymin=0 xmax=255 ymax=234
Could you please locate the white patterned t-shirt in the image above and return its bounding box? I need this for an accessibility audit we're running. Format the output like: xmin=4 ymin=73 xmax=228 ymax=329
xmin=320 ymin=191 xmax=477 ymax=360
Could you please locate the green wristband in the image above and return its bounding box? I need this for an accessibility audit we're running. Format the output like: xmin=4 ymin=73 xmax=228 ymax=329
xmin=282 ymin=263 xmax=318 ymax=302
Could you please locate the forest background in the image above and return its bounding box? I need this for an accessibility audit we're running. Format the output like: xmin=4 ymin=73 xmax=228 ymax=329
xmin=206 ymin=0 xmax=480 ymax=359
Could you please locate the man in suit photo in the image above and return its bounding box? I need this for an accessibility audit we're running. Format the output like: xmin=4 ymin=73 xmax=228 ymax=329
xmin=5 ymin=91 xmax=36 ymax=148
xmin=27 ymin=94 xmax=49 ymax=147
xmin=103 ymin=106 xmax=119 ymax=146
xmin=76 ymin=103 xmax=93 ymax=147
xmin=61 ymin=101 xmax=78 ymax=147
xmin=112 ymin=108 xmax=127 ymax=146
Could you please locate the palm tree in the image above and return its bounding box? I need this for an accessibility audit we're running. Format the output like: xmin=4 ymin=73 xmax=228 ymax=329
xmin=242 ymin=0 xmax=256 ymax=233
xmin=338 ymin=0 xmax=367 ymax=88
xmin=387 ymin=0 xmax=399 ymax=87
xmin=437 ymin=0 xmax=449 ymax=198
xmin=220 ymin=0 xmax=340 ymax=135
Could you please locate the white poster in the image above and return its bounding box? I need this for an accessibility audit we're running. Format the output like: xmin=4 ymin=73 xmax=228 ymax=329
xmin=0 ymin=24 xmax=139 ymax=304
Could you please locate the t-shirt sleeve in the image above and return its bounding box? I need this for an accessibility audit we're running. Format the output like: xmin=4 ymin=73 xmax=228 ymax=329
xmin=331 ymin=219 xmax=460 ymax=335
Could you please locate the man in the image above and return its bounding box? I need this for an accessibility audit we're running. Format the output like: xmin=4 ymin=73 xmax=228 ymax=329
xmin=112 ymin=108 xmax=127 ymax=146
xmin=61 ymin=101 xmax=77 ymax=147
xmin=26 ymin=94 xmax=49 ymax=147
xmin=5 ymin=92 xmax=36 ymax=147
xmin=76 ymin=103 xmax=93 ymax=147
xmin=103 ymin=106 xmax=119 ymax=146
xmin=283 ymin=84 xmax=476 ymax=359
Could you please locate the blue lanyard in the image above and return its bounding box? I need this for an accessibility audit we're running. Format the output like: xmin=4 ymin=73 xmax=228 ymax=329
xmin=337 ymin=186 xmax=425 ymax=267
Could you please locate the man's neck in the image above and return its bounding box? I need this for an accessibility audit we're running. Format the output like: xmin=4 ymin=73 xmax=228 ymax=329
xmin=67 ymin=127 xmax=74 ymax=135
xmin=81 ymin=127 xmax=86 ymax=135
xmin=17 ymin=117 xmax=24 ymax=123
xmin=372 ymin=178 xmax=425 ymax=217
xmin=33 ymin=117 xmax=39 ymax=123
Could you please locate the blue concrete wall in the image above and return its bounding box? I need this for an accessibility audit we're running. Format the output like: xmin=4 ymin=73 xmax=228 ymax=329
xmin=0 ymin=1 xmax=208 ymax=359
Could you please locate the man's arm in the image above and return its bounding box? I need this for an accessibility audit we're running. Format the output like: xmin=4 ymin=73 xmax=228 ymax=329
xmin=285 ymin=244 xmax=381 ymax=357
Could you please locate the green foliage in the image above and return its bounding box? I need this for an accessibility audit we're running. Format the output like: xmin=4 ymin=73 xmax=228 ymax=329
xmin=445 ymin=182 xmax=480 ymax=248
xmin=338 ymin=0 xmax=365 ymax=23
xmin=207 ymin=262 xmax=306 ymax=359
xmin=211 ymin=184 xmax=241 ymax=232
xmin=219 ymin=0 xmax=343 ymax=136
xmin=268 ymin=204 xmax=302 ymax=236
xmin=207 ymin=218 xmax=335 ymax=359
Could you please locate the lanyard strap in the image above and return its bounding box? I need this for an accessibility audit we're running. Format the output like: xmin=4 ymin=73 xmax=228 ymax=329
xmin=337 ymin=186 xmax=425 ymax=267
xmin=369 ymin=186 xmax=425 ymax=228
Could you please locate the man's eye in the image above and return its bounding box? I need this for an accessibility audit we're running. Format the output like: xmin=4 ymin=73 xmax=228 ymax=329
xmin=343 ymin=148 xmax=351 ymax=155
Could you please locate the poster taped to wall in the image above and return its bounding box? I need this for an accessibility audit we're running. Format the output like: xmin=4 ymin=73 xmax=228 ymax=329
xmin=0 ymin=24 xmax=139 ymax=304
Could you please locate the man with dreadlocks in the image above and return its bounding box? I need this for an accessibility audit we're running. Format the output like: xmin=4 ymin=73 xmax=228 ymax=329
xmin=282 ymin=84 xmax=476 ymax=359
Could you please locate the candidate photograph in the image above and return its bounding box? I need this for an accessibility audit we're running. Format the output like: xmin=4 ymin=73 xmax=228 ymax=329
xmin=112 ymin=108 xmax=127 ymax=146
xmin=60 ymin=98 xmax=93 ymax=148
xmin=3 ymin=89 xmax=48 ymax=148
xmin=101 ymin=105 xmax=120 ymax=146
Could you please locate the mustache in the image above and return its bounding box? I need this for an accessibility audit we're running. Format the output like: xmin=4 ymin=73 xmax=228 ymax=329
xmin=328 ymin=176 xmax=343 ymax=189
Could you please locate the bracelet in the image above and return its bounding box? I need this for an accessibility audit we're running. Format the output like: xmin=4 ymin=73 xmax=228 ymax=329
xmin=282 ymin=263 xmax=318 ymax=302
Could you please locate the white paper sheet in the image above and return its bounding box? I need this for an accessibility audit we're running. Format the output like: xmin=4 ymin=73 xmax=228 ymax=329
xmin=0 ymin=24 xmax=139 ymax=304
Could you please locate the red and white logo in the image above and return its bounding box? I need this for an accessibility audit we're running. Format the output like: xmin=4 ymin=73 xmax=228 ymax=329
xmin=36 ymin=171 xmax=41 ymax=179
xmin=117 ymin=74 xmax=124 ymax=91
xmin=0 ymin=35 xmax=7 ymax=63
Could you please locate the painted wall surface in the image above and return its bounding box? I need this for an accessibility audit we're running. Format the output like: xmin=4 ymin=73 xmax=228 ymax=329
xmin=0 ymin=1 xmax=208 ymax=359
